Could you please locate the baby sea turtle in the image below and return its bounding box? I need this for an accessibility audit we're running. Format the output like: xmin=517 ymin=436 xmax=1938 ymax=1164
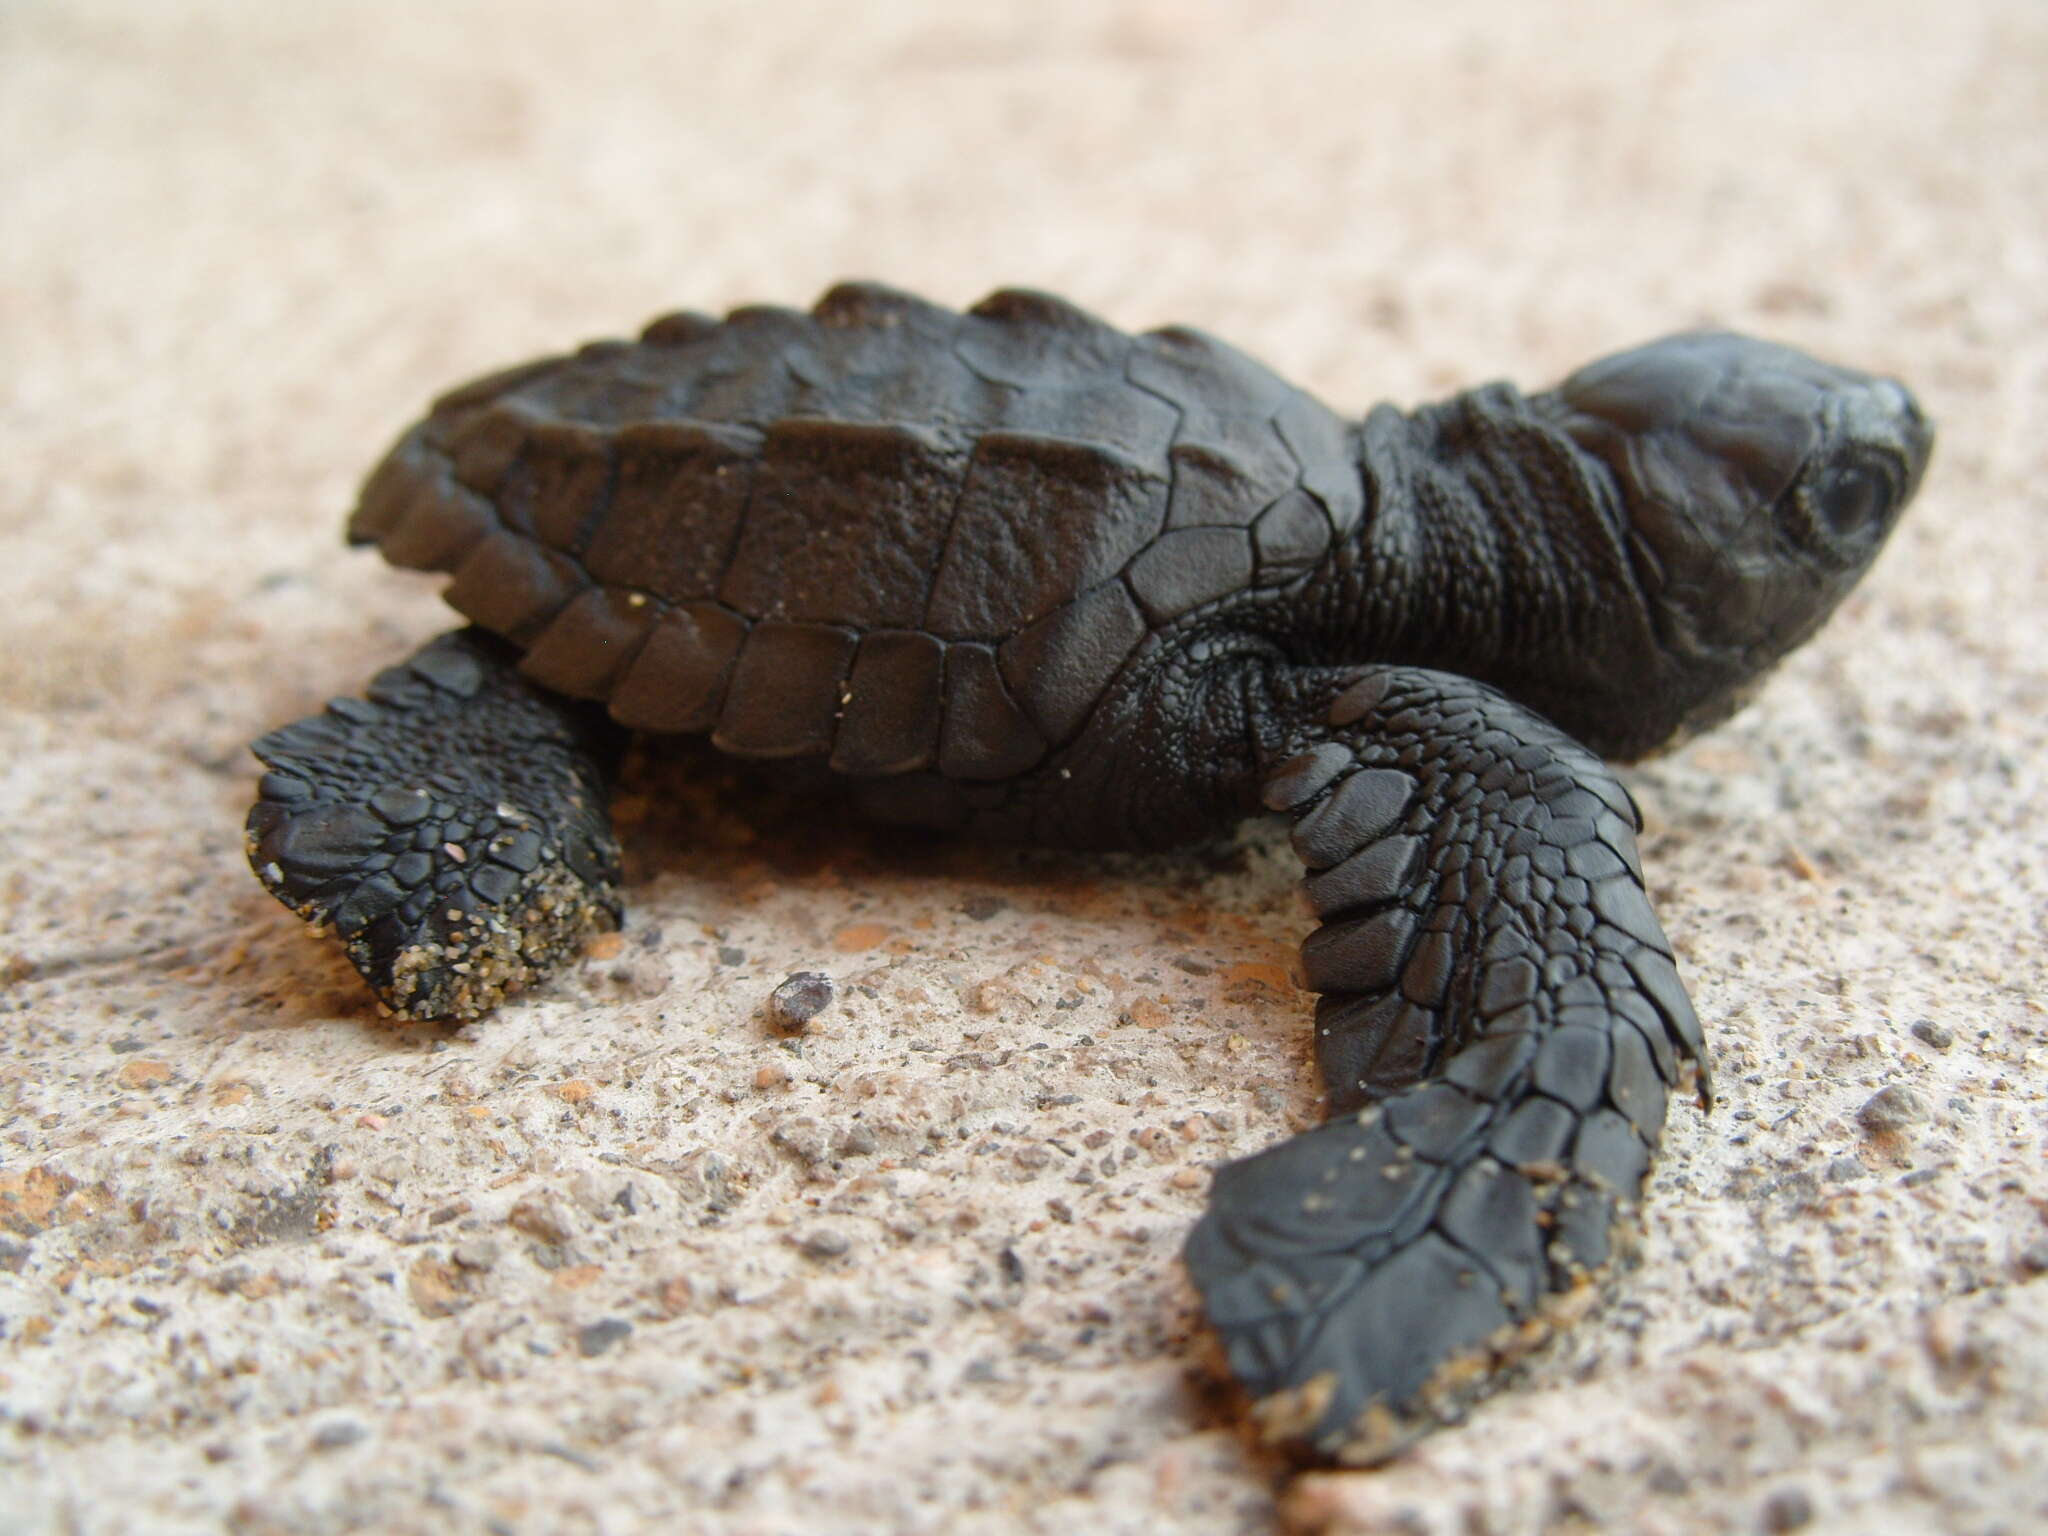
xmin=245 ymin=283 xmax=1931 ymax=1463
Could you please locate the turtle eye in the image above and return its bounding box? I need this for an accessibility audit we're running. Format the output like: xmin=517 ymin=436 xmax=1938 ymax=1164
xmin=1809 ymin=459 xmax=1893 ymax=539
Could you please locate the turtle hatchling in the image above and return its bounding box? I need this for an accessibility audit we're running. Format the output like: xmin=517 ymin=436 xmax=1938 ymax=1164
xmin=246 ymin=283 xmax=1931 ymax=1462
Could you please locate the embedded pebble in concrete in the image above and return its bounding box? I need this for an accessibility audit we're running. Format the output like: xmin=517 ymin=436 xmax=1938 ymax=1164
xmin=1857 ymin=1084 xmax=1931 ymax=1135
xmin=767 ymin=970 xmax=836 ymax=1032
xmin=1910 ymin=1018 xmax=1954 ymax=1050
xmin=577 ymin=1318 xmax=634 ymax=1357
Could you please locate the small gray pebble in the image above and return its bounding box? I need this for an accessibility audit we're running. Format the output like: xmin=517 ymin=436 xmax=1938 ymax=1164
xmin=577 ymin=1318 xmax=633 ymax=1357
xmin=1760 ymin=1485 xmax=1814 ymax=1532
xmin=2017 ymin=1241 xmax=2048 ymax=1276
xmin=1825 ymin=1155 xmax=1867 ymax=1182
xmin=1909 ymin=1018 xmax=1953 ymax=1050
xmin=452 ymin=1238 xmax=500 ymax=1271
xmin=837 ymin=1124 xmax=879 ymax=1157
xmin=799 ymin=1228 xmax=850 ymax=1260
xmin=1648 ymin=1461 xmax=1689 ymax=1496
xmin=768 ymin=971 xmax=835 ymax=1032
xmin=959 ymin=895 xmax=1008 ymax=921
xmin=1857 ymin=1084 xmax=1929 ymax=1135
xmin=312 ymin=1420 xmax=368 ymax=1450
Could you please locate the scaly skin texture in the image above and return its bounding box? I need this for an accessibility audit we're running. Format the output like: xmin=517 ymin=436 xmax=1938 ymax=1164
xmin=1186 ymin=665 xmax=1705 ymax=1462
xmin=247 ymin=631 xmax=623 ymax=1021
xmin=247 ymin=284 xmax=1932 ymax=1463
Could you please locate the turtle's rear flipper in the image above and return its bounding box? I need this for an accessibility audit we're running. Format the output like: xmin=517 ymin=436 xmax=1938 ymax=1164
xmin=1184 ymin=666 xmax=1710 ymax=1464
xmin=245 ymin=628 xmax=624 ymax=1020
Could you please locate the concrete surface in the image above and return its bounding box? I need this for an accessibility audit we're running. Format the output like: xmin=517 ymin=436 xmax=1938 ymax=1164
xmin=2 ymin=2 xmax=2044 ymax=1533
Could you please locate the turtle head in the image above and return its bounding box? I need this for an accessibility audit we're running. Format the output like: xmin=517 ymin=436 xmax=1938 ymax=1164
xmin=1538 ymin=331 xmax=1933 ymax=753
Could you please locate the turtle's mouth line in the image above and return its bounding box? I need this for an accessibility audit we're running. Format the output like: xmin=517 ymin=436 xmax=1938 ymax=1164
xmin=1641 ymin=661 xmax=1781 ymax=759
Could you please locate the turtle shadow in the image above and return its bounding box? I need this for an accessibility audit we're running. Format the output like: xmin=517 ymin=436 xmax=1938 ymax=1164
xmin=230 ymin=734 xmax=1280 ymax=1030
xmin=616 ymin=734 xmax=1270 ymax=924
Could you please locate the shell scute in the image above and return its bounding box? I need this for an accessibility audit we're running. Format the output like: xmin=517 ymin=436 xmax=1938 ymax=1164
xmin=1126 ymin=527 xmax=1256 ymax=622
xmin=1275 ymin=391 xmax=1364 ymax=534
xmin=997 ymin=379 xmax=1179 ymax=467
xmin=1164 ymin=430 xmax=1301 ymax=531
xmin=719 ymin=418 xmax=966 ymax=628
xmin=956 ymin=289 xmax=1130 ymax=386
xmin=926 ymin=431 xmax=1167 ymax=639
xmin=518 ymin=588 xmax=659 ymax=700
xmin=638 ymin=310 xmax=718 ymax=347
xmin=511 ymin=419 xmax=615 ymax=553
xmin=443 ymin=407 xmax=533 ymax=497
xmin=580 ymin=423 xmax=757 ymax=597
xmin=712 ymin=620 xmax=860 ymax=759
xmin=608 ymin=602 xmax=747 ymax=733
xmin=939 ymin=643 xmax=1048 ymax=780
xmin=379 ymin=483 xmax=496 ymax=573
xmin=445 ymin=531 xmax=587 ymax=641
xmin=997 ymin=580 xmax=1150 ymax=744
xmin=831 ymin=630 xmax=947 ymax=777
xmin=1129 ymin=325 xmax=1296 ymax=434
xmin=1254 ymin=489 xmax=1336 ymax=579
xmin=812 ymin=281 xmax=955 ymax=331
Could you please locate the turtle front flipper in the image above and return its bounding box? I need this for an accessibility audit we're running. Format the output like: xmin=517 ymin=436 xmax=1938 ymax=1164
xmin=1184 ymin=665 xmax=1710 ymax=1464
xmin=245 ymin=628 xmax=624 ymax=1020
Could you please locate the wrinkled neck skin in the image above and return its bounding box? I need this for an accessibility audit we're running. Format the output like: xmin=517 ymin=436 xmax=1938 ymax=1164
xmin=1333 ymin=384 xmax=1697 ymax=762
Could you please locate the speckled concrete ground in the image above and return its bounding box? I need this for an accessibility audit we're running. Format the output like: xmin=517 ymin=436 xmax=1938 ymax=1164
xmin=2 ymin=3 xmax=2044 ymax=1533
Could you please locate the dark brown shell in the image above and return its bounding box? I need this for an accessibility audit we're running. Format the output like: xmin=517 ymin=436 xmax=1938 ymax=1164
xmin=347 ymin=283 xmax=1362 ymax=779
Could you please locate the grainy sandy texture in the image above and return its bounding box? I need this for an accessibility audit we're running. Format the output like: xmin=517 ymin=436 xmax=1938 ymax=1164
xmin=2 ymin=3 xmax=2044 ymax=1533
